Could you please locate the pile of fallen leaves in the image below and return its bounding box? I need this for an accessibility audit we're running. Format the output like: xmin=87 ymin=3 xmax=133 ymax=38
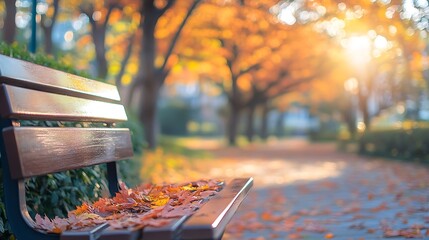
xmin=35 ymin=179 xmax=222 ymax=233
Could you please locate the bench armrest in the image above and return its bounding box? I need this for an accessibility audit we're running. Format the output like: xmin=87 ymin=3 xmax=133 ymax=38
xmin=182 ymin=177 xmax=253 ymax=240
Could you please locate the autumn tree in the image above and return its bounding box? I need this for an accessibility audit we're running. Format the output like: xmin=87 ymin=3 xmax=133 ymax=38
xmin=127 ymin=0 xmax=201 ymax=148
xmin=281 ymin=0 xmax=426 ymax=133
xmin=246 ymin=25 xmax=333 ymax=141
xmin=186 ymin=1 xmax=283 ymax=145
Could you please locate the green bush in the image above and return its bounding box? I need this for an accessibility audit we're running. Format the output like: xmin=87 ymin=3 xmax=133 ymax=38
xmin=309 ymin=130 xmax=339 ymax=142
xmin=0 ymin=42 xmax=91 ymax=78
xmin=359 ymin=127 xmax=429 ymax=162
xmin=159 ymin=102 xmax=192 ymax=136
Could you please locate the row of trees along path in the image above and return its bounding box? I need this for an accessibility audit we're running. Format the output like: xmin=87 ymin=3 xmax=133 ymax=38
xmin=2 ymin=0 xmax=425 ymax=148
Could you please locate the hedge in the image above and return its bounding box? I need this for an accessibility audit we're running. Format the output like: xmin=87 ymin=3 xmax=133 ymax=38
xmin=359 ymin=127 xmax=429 ymax=163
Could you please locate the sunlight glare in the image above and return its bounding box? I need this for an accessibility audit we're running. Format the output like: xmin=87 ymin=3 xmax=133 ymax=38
xmin=357 ymin=122 xmax=366 ymax=132
xmin=279 ymin=7 xmax=297 ymax=25
xmin=343 ymin=36 xmax=372 ymax=66
xmin=208 ymin=159 xmax=345 ymax=188
xmin=388 ymin=25 xmax=397 ymax=35
xmin=374 ymin=35 xmax=389 ymax=51
xmin=338 ymin=2 xmax=347 ymax=11
xmin=401 ymin=0 xmax=419 ymax=19
xmin=385 ymin=6 xmax=397 ymax=19
xmin=36 ymin=2 xmax=49 ymax=15
xmin=416 ymin=0 xmax=428 ymax=8
xmin=64 ymin=31 xmax=74 ymax=42
xmin=344 ymin=78 xmax=358 ymax=94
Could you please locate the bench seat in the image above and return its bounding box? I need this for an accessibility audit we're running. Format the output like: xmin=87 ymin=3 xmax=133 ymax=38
xmin=0 ymin=55 xmax=253 ymax=240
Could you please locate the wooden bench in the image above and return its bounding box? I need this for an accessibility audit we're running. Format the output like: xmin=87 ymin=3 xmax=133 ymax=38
xmin=0 ymin=55 xmax=253 ymax=240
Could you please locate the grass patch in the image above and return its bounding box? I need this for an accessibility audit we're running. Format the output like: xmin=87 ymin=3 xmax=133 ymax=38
xmin=139 ymin=137 xmax=218 ymax=184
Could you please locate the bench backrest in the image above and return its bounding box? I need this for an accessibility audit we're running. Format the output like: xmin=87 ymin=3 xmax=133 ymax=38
xmin=0 ymin=55 xmax=134 ymax=239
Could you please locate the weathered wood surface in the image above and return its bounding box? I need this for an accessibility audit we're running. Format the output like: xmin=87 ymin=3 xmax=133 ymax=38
xmin=0 ymin=54 xmax=121 ymax=102
xmin=2 ymin=127 xmax=133 ymax=179
xmin=0 ymin=84 xmax=127 ymax=122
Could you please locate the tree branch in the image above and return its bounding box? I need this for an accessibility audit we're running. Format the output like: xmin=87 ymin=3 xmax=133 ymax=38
xmin=80 ymin=4 xmax=95 ymax=25
xmin=104 ymin=3 xmax=121 ymax=29
xmin=160 ymin=0 xmax=201 ymax=73
xmin=115 ymin=32 xmax=136 ymax=88
xmin=238 ymin=63 xmax=261 ymax=77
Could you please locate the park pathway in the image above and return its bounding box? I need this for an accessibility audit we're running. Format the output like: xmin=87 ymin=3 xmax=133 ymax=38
xmin=198 ymin=138 xmax=429 ymax=240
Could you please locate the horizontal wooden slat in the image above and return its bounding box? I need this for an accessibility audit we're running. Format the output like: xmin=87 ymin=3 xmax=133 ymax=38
xmin=0 ymin=84 xmax=127 ymax=122
xmin=61 ymin=223 xmax=109 ymax=240
xmin=61 ymin=211 xmax=189 ymax=240
xmin=2 ymin=127 xmax=133 ymax=179
xmin=98 ymin=228 xmax=141 ymax=240
xmin=0 ymin=54 xmax=121 ymax=102
xmin=182 ymin=178 xmax=253 ymax=240
xmin=142 ymin=215 xmax=188 ymax=240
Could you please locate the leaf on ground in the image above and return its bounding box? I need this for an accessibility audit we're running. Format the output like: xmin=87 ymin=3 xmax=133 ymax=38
xmin=383 ymin=228 xmax=423 ymax=238
xmin=370 ymin=202 xmax=388 ymax=212
xmin=324 ymin=232 xmax=335 ymax=239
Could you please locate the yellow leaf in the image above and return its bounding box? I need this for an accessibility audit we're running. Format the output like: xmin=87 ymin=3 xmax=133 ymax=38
xmin=151 ymin=196 xmax=170 ymax=207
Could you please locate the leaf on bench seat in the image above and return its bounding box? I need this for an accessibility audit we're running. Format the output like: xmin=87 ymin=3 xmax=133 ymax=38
xmin=34 ymin=179 xmax=223 ymax=234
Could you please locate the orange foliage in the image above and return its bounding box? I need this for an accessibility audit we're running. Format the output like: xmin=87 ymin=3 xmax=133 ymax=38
xmin=34 ymin=180 xmax=222 ymax=233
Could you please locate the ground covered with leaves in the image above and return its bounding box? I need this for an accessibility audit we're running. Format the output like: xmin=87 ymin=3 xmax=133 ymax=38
xmin=200 ymin=139 xmax=429 ymax=240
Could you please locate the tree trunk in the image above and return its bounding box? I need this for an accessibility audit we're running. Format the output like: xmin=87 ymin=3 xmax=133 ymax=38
xmin=93 ymin=27 xmax=108 ymax=79
xmin=228 ymin=104 xmax=241 ymax=146
xmin=80 ymin=3 xmax=115 ymax=80
xmin=43 ymin=27 xmax=54 ymax=54
xmin=344 ymin=111 xmax=357 ymax=139
xmin=40 ymin=0 xmax=59 ymax=55
xmin=4 ymin=0 xmax=16 ymax=44
xmin=136 ymin=5 xmax=160 ymax=149
xmin=260 ymin=102 xmax=270 ymax=140
xmin=275 ymin=111 xmax=286 ymax=138
xmin=138 ymin=79 xmax=160 ymax=149
xmin=245 ymin=104 xmax=256 ymax=142
xmin=358 ymin=94 xmax=370 ymax=132
xmin=133 ymin=0 xmax=199 ymax=148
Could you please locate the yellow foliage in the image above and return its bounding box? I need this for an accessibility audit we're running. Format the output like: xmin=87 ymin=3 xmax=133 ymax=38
xmin=109 ymin=62 xmax=121 ymax=75
xmin=113 ymin=22 xmax=129 ymax=33
xmin=187 ymin=61 xmax=200 ymax=71
xmin=127 ymin=62 xmax=139 ymax=74
xmin=121 ymin=74 xmax=132 ymax=85
xmin=171 ymin=65 xmax=183 ymax=74
xmin=123 ymin=6 xmax=135 ymax=16
xmin=155 ymin=56 xmax=165 ymax=68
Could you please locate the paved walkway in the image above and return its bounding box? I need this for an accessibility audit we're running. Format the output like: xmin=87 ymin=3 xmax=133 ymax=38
xmin=199 ymin=138 xmax=429 ymax=240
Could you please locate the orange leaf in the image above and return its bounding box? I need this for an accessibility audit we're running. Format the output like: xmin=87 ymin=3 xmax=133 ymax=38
xmin=324 ymin=232 xmax=334 ymax=239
